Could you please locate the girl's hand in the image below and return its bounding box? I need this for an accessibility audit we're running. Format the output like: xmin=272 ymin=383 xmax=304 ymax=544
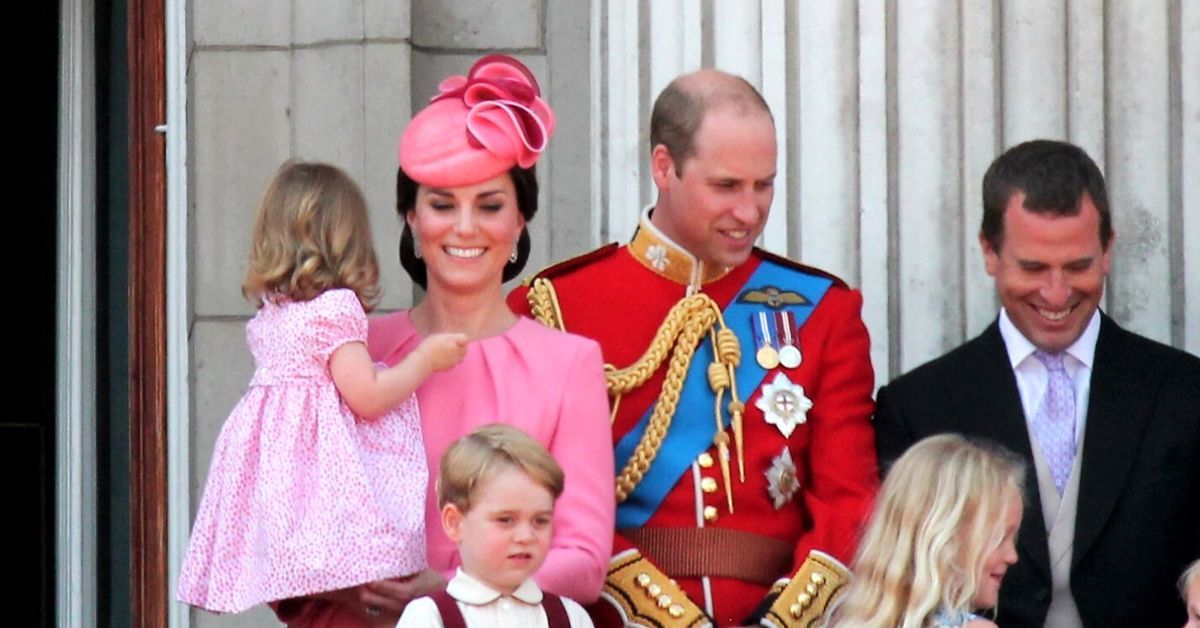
xmin=417 ymin=333 xmax=469 ymax=372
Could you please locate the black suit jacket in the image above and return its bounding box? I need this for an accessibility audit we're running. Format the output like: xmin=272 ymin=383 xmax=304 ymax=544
xmin=873 ymin=313 xmax=1200 ymax=628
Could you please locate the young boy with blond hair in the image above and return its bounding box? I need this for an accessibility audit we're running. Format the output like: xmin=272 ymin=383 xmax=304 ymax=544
xmin=397 ymin=424 xmax=593 ymax=627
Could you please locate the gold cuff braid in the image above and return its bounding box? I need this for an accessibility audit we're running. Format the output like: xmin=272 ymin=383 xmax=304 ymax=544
xmin=603 ymin=551 xmax=711 ymax=627
xmin=764 ymin=551 xmax=850 ymax=627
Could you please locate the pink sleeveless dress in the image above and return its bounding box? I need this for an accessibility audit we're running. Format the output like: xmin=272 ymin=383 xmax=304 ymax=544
xmin=177 ymin=289 xmax=427 ymax=613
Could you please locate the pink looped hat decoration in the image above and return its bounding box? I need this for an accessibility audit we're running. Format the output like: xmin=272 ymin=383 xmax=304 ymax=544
xmin=399 ymin=54 xmax=556 ymax=188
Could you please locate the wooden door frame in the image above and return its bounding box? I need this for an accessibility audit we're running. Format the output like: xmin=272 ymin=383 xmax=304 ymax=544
xmin=127 ymin=0 xmax=168 ymax=625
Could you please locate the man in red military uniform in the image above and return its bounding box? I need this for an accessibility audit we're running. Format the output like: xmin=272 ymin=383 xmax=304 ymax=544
xmin=509 ymin=69 xmax=878 ymax=627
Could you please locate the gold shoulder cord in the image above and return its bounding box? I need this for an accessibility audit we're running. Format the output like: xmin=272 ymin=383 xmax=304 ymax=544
xmin=526 ymin=278 xmax=746 ymax=507
xmin=527 ymin=277 xmax=566 ymax=332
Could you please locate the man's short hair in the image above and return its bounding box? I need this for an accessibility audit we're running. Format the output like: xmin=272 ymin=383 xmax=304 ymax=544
xmin=980 ymin=139 xmax=1113 ymax=251
xmin=649 ymin=70 xmax=772 ymax=175
xmin=437 ymin=424 xmax=564 ymax=512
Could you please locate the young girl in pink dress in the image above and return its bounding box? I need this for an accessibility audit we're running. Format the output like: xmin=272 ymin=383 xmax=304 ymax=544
xmin=177 ymin=160 xmax=467 ymax=614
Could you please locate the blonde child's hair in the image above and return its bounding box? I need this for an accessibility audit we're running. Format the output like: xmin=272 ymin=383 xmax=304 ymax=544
xmin=832 ymin=433 xmax=1026 ymax=628
xmin=242 ymin=160 xmax=380 ymax=309
xmin=437 ymin=424 xmax=564 ymax=512
xmin=1181 ymin=558 xmax=1200 ymax=598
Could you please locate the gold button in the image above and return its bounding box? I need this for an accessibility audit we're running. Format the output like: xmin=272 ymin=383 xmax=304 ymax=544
xmin=703 ymin=505 xmax=718 ymax=522
xmin=700 ymin=477 xmax=718 ymax=493
xmin=698 ymin=452 xmax=714 ymax=468
xmin=811 ymin=572 xmax=825 ymax=585
xmin=635 ymin=573 xmax=651 ymax=587
xmin=805 ymin=583 xmax=818 ymax=596
xmin=646 ymin=584 xmax=661 ymax=598
xmin=668 ymin=604 xmax=685 ymax=618
xmin=789 ymin=603 xmax=803 ymax=618
xmin=657 ymin=594 xmax=672 ymax=608
xmin=798 ymin=592 xmax=812 ymax=607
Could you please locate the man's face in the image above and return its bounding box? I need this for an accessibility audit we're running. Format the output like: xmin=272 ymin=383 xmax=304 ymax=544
xmin=981 ymin=191 xmax=1112 ymax=353
xmin=650 ymin=107 xmax=776 ymax=269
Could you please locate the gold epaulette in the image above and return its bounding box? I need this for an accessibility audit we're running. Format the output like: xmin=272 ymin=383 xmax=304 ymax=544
xmin=602 ymin=550 xmax=711 ymax=628
xmin=526 ymin=277 xmax=566 ymax=332
xmin=763 ymin=550 xmax=850 ymax=628
xmin=521 ymin=244 xmax=621 ymax=332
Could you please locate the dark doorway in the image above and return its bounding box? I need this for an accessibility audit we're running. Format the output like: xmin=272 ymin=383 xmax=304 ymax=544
xmin=6 ymin=2 xmax=61 ymax=626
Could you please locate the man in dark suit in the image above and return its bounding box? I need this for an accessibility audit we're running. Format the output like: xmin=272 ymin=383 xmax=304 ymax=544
xmin=874 ymin=139 xmax=1199 ymax=628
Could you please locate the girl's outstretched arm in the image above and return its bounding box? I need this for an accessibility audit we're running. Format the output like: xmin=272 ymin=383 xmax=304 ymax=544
xmin=329 ymin=332 xmax=467 ymax=419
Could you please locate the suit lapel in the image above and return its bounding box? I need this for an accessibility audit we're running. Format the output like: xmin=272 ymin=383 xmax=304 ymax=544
xmin=951 ymin=323 xmax=1052 ymax=578
xmin=1073 ymin=315 xmax=1157 ymax=566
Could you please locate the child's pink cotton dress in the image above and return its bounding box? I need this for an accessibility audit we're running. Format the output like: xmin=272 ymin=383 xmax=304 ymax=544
xmin=177 ymin=288 xmax=427 ymax=614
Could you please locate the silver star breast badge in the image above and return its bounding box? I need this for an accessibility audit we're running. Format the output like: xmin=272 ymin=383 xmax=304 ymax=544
xmin=755 ymin=372 xmax=812 ymax=438
xmin=766 ymin=446 xmax=800 ymax=509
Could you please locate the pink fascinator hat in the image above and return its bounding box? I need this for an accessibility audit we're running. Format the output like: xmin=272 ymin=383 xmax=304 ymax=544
xmin=399 ymin=54 xmax=556 ymax=188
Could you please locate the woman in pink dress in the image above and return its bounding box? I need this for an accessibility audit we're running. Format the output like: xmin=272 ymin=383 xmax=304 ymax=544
xmin=272 ymin=55 xmax=614 ymax=627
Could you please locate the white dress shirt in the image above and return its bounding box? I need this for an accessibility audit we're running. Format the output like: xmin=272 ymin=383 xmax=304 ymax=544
xmin=997 ymin=308 xmax=1100 ymax=440
xmin=396 ymin=569 xmax=594 ymax=628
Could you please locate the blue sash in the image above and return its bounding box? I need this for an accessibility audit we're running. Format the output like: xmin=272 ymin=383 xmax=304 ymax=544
xmin=614 ymin=260 xmax=833 ymax=528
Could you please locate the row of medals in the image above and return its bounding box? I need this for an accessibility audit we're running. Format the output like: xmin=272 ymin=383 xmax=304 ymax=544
xmin=754 ymin=310 xmax=802 ymax=369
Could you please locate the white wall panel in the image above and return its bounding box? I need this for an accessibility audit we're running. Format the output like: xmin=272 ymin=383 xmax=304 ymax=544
xmin=1066 ymin=0 xmax=1106 ymax=162
xmin=960 ymin=0 xmax=1001 ymax=338
xmin=712 ymin=1 xmax=762 ymax=85
xmin=857 ymin=0 xmax=893 ymax=395
xmin=604 ymin=0 xmax=642 ymax=242
xmin=1182 ymin=0 xmax=1200 ymax=354
xmin=1001 ymin=0 xmax=1067 ymax=142
xmin=895 ymin=0 xmax=965 ymax=372
xmin=760 ymin=0 xmax=789 ymax=255
xmin=795 ymin=0 xmax=858 ymax=281
xmin=1106 ymin=0 xmax=1172 ymax=344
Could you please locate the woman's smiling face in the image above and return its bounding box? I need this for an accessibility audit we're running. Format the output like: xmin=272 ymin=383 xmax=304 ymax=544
xmin=407 ymin=172 xmax=524 ymax=295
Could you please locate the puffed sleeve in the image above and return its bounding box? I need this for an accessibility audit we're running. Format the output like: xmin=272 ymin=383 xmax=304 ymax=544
xmin=534 ymin=338 xmax=616 ymax=604
xmin=309 ymin=289 xmax=369 ymax=363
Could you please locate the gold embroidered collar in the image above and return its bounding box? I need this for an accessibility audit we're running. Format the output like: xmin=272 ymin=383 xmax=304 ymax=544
xmin=629 ymin=207 xmax=732 ymax=287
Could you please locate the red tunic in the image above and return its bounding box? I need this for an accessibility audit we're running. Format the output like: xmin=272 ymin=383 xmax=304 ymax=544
xmin=509 ymin=220 xmax=878 ymax=626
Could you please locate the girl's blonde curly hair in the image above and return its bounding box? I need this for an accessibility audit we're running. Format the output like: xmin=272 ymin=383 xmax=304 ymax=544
xmin=242 ymin=160 xmax=380 ymax=310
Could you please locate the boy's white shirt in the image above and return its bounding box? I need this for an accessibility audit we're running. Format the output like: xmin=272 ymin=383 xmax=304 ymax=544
xmin=395 ymin=568 xmax=594 ymax=628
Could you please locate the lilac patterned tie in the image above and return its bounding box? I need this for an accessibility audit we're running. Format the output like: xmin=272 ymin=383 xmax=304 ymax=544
xmin=1032 ymin=351 xmax=1076 ymax=495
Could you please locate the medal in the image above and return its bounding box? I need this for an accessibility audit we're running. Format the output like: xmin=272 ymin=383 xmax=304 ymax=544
xmin=756 ymin=345 xmax=780 ymax=370
xmin=753 ymin=311 xmax=781 ymax=369
xmin=777 ymin=311 xmax=802 ymax=369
